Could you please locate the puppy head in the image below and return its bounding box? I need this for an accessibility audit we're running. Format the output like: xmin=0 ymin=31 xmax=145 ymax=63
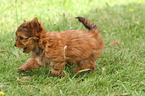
xmin=14 ymin=17 xmax=46 ymax=53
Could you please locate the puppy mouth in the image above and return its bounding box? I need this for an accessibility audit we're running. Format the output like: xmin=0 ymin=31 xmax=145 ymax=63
xmin=23 ymin=47 xmax=27 ymax=53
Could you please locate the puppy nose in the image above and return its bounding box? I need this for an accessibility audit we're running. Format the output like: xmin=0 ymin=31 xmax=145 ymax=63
xmin=14 ymin=43 xmax=17 ymax=47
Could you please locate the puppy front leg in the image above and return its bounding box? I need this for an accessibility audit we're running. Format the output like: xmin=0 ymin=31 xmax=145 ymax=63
xmin=18 ymin=58 xmax=41 ymax=71
xmin=50 ymin=62 xmax=65 ymax=76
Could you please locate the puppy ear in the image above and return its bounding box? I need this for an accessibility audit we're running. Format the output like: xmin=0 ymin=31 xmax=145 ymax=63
xmin=31 ymin=17 xmax=40 ymax=32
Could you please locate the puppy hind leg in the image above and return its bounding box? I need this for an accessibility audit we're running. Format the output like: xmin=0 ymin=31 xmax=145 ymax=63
xmin=50 ymin=62 xmax=65 ymax=76
xmin=90 ymin=61 xmax=96 ymax=72
xmin=73 ymin=64 xmax=91 ymax=74
xmin=73 ymin=67 xmax=81 ymax=74
xmin=73 ymin=60 xmax=96 ymax=74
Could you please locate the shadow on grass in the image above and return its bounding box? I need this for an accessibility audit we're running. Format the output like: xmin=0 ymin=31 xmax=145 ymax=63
xmin=17 ymin=65 xmax=93 ymax=79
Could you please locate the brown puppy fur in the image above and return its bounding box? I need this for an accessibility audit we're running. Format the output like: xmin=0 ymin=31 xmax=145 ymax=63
xmin=14 ymin=17 xmax=104 ymax=76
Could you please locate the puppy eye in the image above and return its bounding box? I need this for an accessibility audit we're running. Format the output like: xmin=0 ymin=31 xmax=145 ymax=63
xmin=20 ymin=37 xmax=24 ymax=40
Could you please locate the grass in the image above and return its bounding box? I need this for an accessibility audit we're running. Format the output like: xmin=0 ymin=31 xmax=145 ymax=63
xmin=0 ymin=0 xmax=145 ymax=95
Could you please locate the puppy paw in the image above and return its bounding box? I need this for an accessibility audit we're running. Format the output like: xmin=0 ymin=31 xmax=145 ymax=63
xmin=17 ymin=66 xmax=25 ymax=71
xmin=17 ymin=66 xmax=29 ymax=72
xmin=73 ymin=67 xmax=81 ymax=74
xmin=51 ymin=68 xmax=64 ymax=77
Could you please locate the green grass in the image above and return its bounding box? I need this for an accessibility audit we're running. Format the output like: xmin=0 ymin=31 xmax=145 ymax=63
xmin=0 ymin=0 xmax=145 ymax=95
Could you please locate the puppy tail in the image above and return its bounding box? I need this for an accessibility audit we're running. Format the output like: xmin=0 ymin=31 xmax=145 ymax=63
xmin=76 ymin=17 xmax=100 ymax=36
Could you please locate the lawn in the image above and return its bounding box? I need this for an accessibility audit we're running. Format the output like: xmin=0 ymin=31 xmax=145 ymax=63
xmin=0 ymin=0 xmax=145 ymax=95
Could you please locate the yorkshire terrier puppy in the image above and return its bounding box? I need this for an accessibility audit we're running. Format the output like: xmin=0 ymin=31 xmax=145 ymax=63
xmin=14 ymin=17 xmax=104 ymax=76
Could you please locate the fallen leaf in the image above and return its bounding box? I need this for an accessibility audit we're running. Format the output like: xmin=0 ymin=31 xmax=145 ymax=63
xmin=17 ymin=77 xmax=30 ymax=83
xmin=111 ymin=41 xmax=119 ymax=46
xmin=102 ymin=67 xmax=105 ymax=73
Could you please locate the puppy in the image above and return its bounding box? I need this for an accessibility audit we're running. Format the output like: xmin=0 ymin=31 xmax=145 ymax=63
xmin=14 ymin=17 xmax=104 ymax=76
